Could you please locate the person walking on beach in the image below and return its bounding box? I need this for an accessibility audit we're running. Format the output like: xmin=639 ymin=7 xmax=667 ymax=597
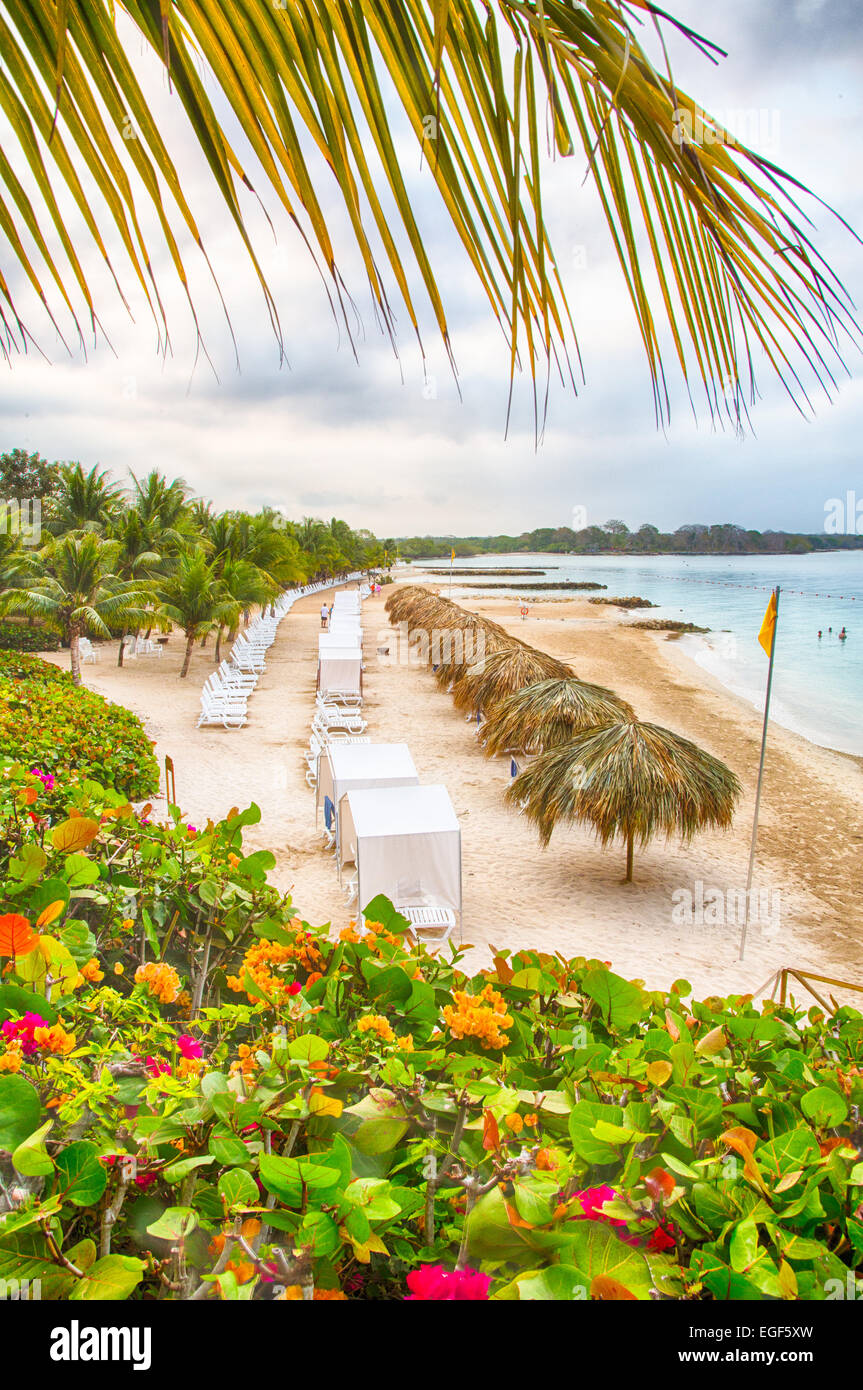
xmin=320 ymin=602 xmax=328 ymax=629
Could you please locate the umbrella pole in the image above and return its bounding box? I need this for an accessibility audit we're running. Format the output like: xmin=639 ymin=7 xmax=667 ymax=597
xmin=625 ymin=831 xmax=634 ymax=883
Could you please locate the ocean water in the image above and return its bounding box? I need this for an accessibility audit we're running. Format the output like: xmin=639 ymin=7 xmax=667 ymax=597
xmin=412 ymin=552 xmax=863 ymax=756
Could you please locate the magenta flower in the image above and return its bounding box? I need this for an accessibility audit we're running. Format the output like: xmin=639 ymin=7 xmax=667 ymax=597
xmin=29 ymin=767 xmax=55 ymax=790
xmin=2 ymin=1013 xmax=50 ymax=1056
xmin=177 ymin=1034 xmax=203 ymax=1060
xmin=143 ymin=1055 xmax=172 ymax=1077
xmin=405 ymin=1265 xmax=491 ymax=1301
xmin=571 ymin=1185 xmax=674 ymax=1251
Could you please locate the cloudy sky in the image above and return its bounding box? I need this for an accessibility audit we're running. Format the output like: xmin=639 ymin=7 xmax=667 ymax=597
xmin=2 ymin=0 xmax=862 ymax=537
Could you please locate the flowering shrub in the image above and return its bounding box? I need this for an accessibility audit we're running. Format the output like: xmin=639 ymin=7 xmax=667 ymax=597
xmin=0 ymin=653 xmax=159 ymax=798
xmin=0 ymin=760 xmax=860 ymax=1302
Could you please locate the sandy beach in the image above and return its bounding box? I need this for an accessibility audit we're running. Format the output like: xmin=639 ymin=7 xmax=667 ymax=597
xmin=45 ymin=579 xmax=863 ymax=1004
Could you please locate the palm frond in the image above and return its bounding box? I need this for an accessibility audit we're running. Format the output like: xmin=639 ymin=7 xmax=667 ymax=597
xmin=0 ymin=1 xmax=857 ymax=428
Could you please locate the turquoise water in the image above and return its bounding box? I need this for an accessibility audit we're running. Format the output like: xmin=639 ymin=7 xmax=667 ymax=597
xmin=415 ymin=552 xmax=863 ymax=755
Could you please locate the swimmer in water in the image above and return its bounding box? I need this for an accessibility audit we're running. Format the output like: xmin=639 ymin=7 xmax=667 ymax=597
xmin=839 ymin=627 xmax=847 ymax=640
xmin=818 ymin=630 xmax=822 ymax=638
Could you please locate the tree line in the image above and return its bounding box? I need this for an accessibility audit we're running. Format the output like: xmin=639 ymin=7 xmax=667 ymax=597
xmin=396 ymin=521 xmax=863 ymax=559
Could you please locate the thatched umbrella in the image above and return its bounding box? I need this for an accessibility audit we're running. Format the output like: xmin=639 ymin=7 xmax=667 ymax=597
xmin=452 ymin=644 xmax=573 ymax=714
xmin=479 ymin=677 xmax=635 ymax=755
xmin=507 ymin=719 xmax=740 ymax=881
xmin=432 ymin=623 xmax=512 ymax=688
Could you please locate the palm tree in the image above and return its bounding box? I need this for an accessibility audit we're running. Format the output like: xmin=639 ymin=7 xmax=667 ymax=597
xmin=214 ymin=558 xmax=274 ymax=663
xmin=1 ymin=533 xmax=151 ymax=685
xmin=452 ymin=645 xmax=573 ymax=714
xmin=479 ymin=677 xmax=635 ymax=755
xmin=130 ymin=470 xmax=190 ymax=532
xmin=156 ymin=549 xmax=235 ymax=678
xmin=50 ymin=464 xmax=123 ymax=534
xmin=108 ymin=509 xmax=164 ymax=666
xmin=1 ymin=4 xmax=856 ymax=433
xmin=508 ymin=719 xmax=740 ymax=882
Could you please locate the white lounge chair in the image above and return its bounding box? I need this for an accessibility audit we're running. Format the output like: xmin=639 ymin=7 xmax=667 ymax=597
xmin=398 ymin=905 xmax=458 ymax=946
xmin=80 ymin=637 xmax=99 ymax=663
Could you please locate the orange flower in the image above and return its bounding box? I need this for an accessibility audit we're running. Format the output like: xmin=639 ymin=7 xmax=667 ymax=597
xmin=442 ymin=983 xmax=513 ymax=1051
xmin=356 ymin=1014 xmax=395 ymax=1043
xmin=504 ymin=1113 xmax=523 ymax=1134
xmin=227 ymin=932 xmax=324 ymax=1005
xmin=80 ymin=957 xmax=104 ymax=983
xmin=135 ymin=961 xmax=180 ymax=1004
xmin=32 ymin=1022 xmax=76 ymax=1055
xmin=524 ymin=1113 xmax=538 ymax=1128
xmin=0 ymin=1043 xmax=23 ymax=1073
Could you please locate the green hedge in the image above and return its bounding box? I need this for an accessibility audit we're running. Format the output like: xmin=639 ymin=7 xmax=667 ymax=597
xmin=0 ymin=620 xmax=62 ymax=652
xmin=0 ymin=651 xmax=159 ymax=799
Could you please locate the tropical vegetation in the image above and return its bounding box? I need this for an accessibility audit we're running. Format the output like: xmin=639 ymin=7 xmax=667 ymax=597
xmin=0 ymin=760 xmax=860 ymax=1303
xmin=0 ymin=450 xmax=390 ymax=674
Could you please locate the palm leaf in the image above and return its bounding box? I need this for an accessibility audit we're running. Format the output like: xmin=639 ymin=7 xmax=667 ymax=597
xmin=0 ymin=1 xmax=857 ymax=428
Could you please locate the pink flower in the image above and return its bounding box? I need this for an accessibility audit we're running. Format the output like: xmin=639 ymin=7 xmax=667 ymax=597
xmin=29 ymin=767 xmax=55 ymax=790
xmin=571 ymin=1185 xmax=676 ymax=1252
xmin=287 ymin=982 xmax=302 ymax=996
xmin=144 ymin=1055 xmax=171 ymax=1077
xmin=177 ymin=1034 xmax=203 ymax=1059
xmin=2 ymin=1013 xmax=50 ymax=1056
xmin=405 ymin=1265 xmax=491 ymax=1301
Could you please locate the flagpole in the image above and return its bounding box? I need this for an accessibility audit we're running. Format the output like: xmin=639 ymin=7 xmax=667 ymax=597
xmin=738 ymin=584 xmax=780 ymax=961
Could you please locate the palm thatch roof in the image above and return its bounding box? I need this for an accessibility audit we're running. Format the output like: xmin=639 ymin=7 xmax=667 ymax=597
xmin=451 ymin=644 xmax=573 ymax=713
xmin=479 ymin=678 xmax=635 ymax=756
xmin=432 ymin=624 xmax=513 ymax=688
xmin=507 ymin=719 xmax=740 ymax=881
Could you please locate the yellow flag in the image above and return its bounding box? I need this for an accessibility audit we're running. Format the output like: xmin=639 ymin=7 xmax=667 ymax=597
xmin=758 ymin=591 xmax=777 ymax=657
xmin=450 ymin=547 xmax=455 ymax=562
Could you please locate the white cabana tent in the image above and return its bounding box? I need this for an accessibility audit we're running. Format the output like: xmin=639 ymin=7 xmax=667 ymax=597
xmin=317 ymin=742 xmax=419 ymax=852
xmin=319 ymin=631 xmax=361 ymax=652
xmin=318 ymin=648 xmax=362 ymax=696
xmin=339 ymin=785 xmax=461 ymax=927
xmin=332 ymin=590 xmax=361 ymax=613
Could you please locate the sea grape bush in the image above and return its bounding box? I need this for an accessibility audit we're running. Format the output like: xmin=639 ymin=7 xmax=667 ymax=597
xmin=0 ymin=762 xmax=861 ymax=1301
xmin=0 ymin=653 xmax=159 ymax=800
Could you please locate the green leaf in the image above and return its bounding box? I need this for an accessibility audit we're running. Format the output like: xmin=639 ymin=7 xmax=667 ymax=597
xmin=259 ymin=1154 xmax=342 ymax=1205
xmin=218 ymin=1169 xmax=260 ymax=1210
xmin=800 ymin=1086 xmax=848 ymax=1129
xmin=68 ymin=1254 xmax=145 ymax=1301
xmin=0 ymin=1074 xmax=42 ymax=1150
xmin=146 ymin=1207 xmax=198 ymax=1241
xmin=0 ymin=984 xmax=57 ymax=1025
xmin=208 ymin=1128 xmax=252 ymax=1167
xmin=12 ymin=1119 xmax=54 ymax=1177
xmin=581 ymin=968 xmax=644 ymax=1030
xmin=287 ymin=1034 xmax=329 ymax=1063
xmin=55 ymin=1141 xmax=108 ymax=1206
